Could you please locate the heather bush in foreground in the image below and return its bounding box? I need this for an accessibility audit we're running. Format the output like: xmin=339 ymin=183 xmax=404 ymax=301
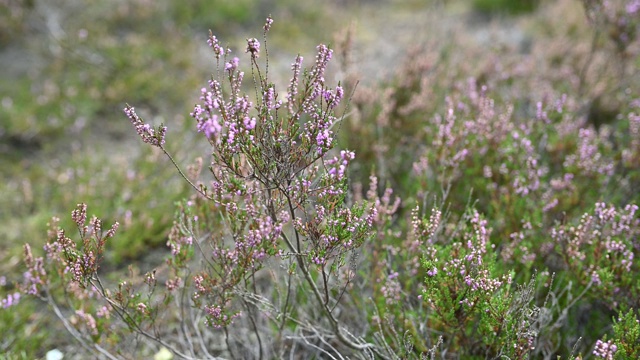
xmin=5 ymin=18 xmax=384 ymax=359
xmin=3 ymin=5 xmax=640 ymax=359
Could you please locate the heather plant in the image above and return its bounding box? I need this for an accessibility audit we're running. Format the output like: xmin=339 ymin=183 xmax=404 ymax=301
xmin=593 ymin=308 xmax=640 ymax=359
xmin=334 ymin=0 xmax=640 ymax=357
xmin=582 ymin=0 xmax=640 ymax=56
xmin=551 ymin=202 xmax=639 ymax=306
xmin=419 ymin=208 xmax=519 ymax=357
xmin=4 ymin=18 xmax=388 ymax=359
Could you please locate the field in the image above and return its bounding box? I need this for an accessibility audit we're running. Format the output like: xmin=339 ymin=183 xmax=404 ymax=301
xmin=1 ymin=0 xmax=639 ymax=359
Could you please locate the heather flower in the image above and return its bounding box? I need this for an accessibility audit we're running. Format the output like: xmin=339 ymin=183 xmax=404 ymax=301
xmin=193 ymin=274 xmax=206 ymax=299
xmin=105 ymin=221 xmax=119 ymax=238
xmin=287 ymin=55 xmax=304 ymax=113
xmin=198 ymin=114 xmax=221 ymax=139
xmin=627 ymin=0 xmax=640 ymax=14
xmin=551 ymin=201 xmax=639 ymax=308
xmin=96 ymin=306 xmax=110 ymax=319
xmin=144 ymin=270 xmax=156 ymax=287
xmin=1 ymin=292 xmax=20 ymax=308
xmin=324 ymin=150 xmax=355 ymax=180
xmin=207 ymin=31 xmax=225 ymax=59
xmin=124 ymin=105 xmax=166 ymax=147
xmin=203 ymin=304 xmax=239 ymax=328
xmin=246 ymin=38 xmax=260 ymax=57
xmin=22 ymin=244 xmax=46 ymax=296
xmin=225 ymin=57 xmax=239 ymax=72
xmin=263 ymin=85 xmax=276 ymax=109
xmin=74 ymin=310 xmax=98 ymax=336
xmin=323 ymin=85 xmax=344 ymax=109
xmin=593 ymin=339 xmax=617 ymax=359
xmin=541 ymin=197 xmax=558 ymax=212
xmin=165 ymin=277 xmax=182 ymax=292
xmin=204 ymin=305 xmax=223 ymax=327
xmin=71 ymin=203 xmax=87 ymax=230
xmin=137 ymin=302 xmax=148 ymax=314
xmin=563 ymin=128 xmax=614 ymax=176
xmin=380 ymin=274 xmax=401 ymax=305
xmin=11 ymin=8 xmax=640 ymax=358
xmin=89 ymin=216 xmax=102 ymax=236
xmin=263 ymin=16 xmax=273 ymax=32
xmin=411 ymin=206 xmax=441 ymax=244
xmin=536 ymin=101 xmax=550 ymax=123
xmin=313 ymin=44 xmax=332 ymax=81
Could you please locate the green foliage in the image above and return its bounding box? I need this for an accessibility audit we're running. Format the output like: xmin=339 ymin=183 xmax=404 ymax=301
xmin=0 ymin=299 xmax=46 ymax=359
xmin=473 ymin=0 xmax=539 ymax=15
xmin=611 ymin=309 xmax=640 ymax=359
xmin=0 ymin=0 xmax=33 ymax=44
xmin=169 ymin=0 xmax=256 ymax=34
xmin=0 ymin=144 xmax=188 ymax=265
xmin=418 ymin=208 xmax=530 ymax=358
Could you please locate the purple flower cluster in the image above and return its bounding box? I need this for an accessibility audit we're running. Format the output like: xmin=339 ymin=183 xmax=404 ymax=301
xmin=238 ymin=214 xmax=284 ymax=262
xmin=124 ymin=105 xmax=166 ymax=147
xmin=563 ymin=128 xmax=614 ymax=176
xmin=380 ymin=273 xmax=401 ymax=305
xmin=287 ymin=55 xmax=304 ymax=114
xmin=263 ymin=16 xmax=273 ymax=32
xmin=74 ymin=309 xmax=98 ymax=336
xmin=207 ymin=32 xmax=226 ymax=60
xmin=550 ymin=201 xmax=639 ymax=307
xmin=72 ymin=203 xmax=87 ymax=232
xmin=192 ymin=84 xmax=222 ymax=140
xmin=112 ymin=19 xmax=390 ymax=350
xmin=423 ymin=209 xmax=512 ymax=313
xmin=323 ymin=86 xmax=344 ymax=109
xmin=191 ymin=76 xmax=257 ymax=153
xmin=593 ymin=339 xmax=617 ymax=359
xmin=300 ymin=200 xmax=377 ymax=267
xmin=324 ymin=150 xmax=355 ymax=180
xmin=245 ymin=38 xmax=260 ymax=57
xmin=627 ymin=0 xmax=640 ymax=14
xmin=466 ymin=210 xmax=489 ymax=265
xmin=22 ymin=244 xmax=45 ymax=296
xmin=1 ymin=292 xmax=20 ymax=309
xmin=463 ymin=269 xmax=507 ymax=293
xmin=204 ymin=304 xmax=223 ymax=327
xmin=225 ymin=56 xmax=239 ymax=73
xmin=511 ymin=134 xmax=544 ymax=196
xmin=411 ymin=206 xmax=441 ymax=244
xmin=203 ymin=304 xmax=239 ymax=328
xmin=299 ymin=44 xmax=338 ymax=154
